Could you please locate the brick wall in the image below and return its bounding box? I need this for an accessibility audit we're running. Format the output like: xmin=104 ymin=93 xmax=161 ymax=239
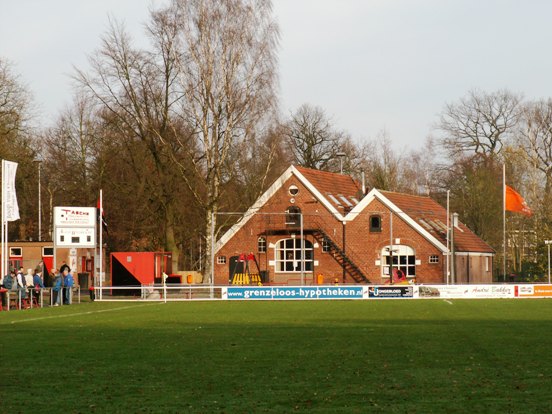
xmin=215 ymin=175 xmax=491 ymax=285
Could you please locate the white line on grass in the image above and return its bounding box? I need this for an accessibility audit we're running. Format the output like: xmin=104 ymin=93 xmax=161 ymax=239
xmin=444 ymin=300 xmax=453 ymax=305
xmin=6 ymin=303 xmax=162 ymax=325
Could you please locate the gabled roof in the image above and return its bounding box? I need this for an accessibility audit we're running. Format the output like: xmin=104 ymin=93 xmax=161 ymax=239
xmin=215 ymin=165 xmax=356 ymax=252
xmin=354 ymin=189 xmax=494 ymax=254
xmin=295 ymin=166 xmax=362 ymax=212
xmin=215 ymin=165 xmax=494 ymax=255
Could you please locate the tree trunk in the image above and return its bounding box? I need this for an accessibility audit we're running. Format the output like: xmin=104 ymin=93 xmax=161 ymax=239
xmin=165 ymin=204 xmax=179 ymax=273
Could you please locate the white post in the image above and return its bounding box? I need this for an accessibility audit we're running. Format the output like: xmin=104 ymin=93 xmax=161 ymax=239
xmin=503 ymin=163 xmax=507 ymax=282
xmin=544 ymin=240 xmax=552 ymax=284
xmin=446 ymin=190 xmax=450 ymax=285
xmin=300 ymin=212 xmax=304 ymax=285
xmin=38 ymin=161 xmax=42 ymax=242
xmin=451 ymin=213 xmax=458 ymax=284
xmin=99 ymin=189 xmax=103 ymax=300
xmin=210 ymin=211 xmax=215 ymax=298
xmin=546 ymin=240 xmax=552 ymax=284
xmin=389 ymin=211 xmax=393 ymax=284
xmin=163 ymin=273 xmax=167 ymax=304
xmin=1 ymin=159 xmax=4 ymax=282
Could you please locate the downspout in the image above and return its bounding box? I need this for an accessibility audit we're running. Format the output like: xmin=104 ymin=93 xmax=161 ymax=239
xmin=467 ymin=253 xmax=470 ymax=284
xmin=342 ymin=220 xmax=346 ymax=283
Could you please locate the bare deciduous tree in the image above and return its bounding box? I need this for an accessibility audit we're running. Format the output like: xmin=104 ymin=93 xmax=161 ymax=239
xmin=438 ymin=89 xmax=522 ymax=158
xmin=364 ymin=131 xmax=402 ymax=191
xmin=75 ymin=17 xmax=185 ymax=270
xmin=0 ymin=59 xmax=30 ymax=138
xmin=516 ymin=99 xmax=552 ymax=234
xmin=518 ymin=99 xmax=552 ymax=192
xmin=285 ymin=104 xmax=344 ymax=170
xmin=166 ymin=0 xmax=279 ymax=281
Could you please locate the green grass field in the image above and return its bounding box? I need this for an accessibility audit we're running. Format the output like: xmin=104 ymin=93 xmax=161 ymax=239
xmin=1 ymin=299 xmax=552 ymax=413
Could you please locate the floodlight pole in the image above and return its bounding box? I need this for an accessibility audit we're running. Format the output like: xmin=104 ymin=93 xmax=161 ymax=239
xmin=446 ymin=190 xmax=450 ymax=285
xmin=210 ymin=211 xmax=215 ymax=298
xmin=33 ymin=158 xmax=42 ymax=241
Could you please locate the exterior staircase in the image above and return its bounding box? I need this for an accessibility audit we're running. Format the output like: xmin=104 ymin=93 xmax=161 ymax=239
xmin=311 ymin=228 xmax=370 ymax=284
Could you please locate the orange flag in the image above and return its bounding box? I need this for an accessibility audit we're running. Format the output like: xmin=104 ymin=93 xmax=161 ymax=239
xmin=505 ymin=185 xmax=532 ymax=216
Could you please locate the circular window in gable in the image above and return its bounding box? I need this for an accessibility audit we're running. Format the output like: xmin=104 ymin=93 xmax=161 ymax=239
xmin=289 ymin=185 xmax=299 ymax=196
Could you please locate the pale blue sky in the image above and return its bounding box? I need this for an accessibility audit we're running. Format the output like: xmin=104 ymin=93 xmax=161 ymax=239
xmin=2 ymin=0 xmax=551 ymax=150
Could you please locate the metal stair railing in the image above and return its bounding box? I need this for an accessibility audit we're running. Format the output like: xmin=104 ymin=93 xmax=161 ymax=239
xmin=310 ymin=227 xmax=370 ymax=283
xmin=257 ymin=213 xmax=371 ymax=283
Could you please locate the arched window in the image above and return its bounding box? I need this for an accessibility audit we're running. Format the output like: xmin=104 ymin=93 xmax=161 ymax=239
xmin=285 ymin=206 xmax=301 ymax=227
xmin=381 ymin=245 xmax=416 ymax=277
xmin=275 ymin=238 xmax=313 ymax=272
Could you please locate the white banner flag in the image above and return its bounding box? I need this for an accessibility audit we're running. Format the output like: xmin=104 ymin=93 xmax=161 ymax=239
xmin=2 ymin=160 xmax=20 ymax=222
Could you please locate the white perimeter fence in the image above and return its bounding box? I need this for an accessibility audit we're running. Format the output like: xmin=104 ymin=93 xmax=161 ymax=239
xmin=4 ymin=284 xmax=551 ymax=310
xmin=90 ymin=283 xmax=552 ymax=301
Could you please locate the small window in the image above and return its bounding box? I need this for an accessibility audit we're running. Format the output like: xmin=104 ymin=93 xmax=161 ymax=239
xmin=10 ymin=247 xmax=22 ymax=256
xmin=288 ymin=185 xmax=299 ymax=196
xmin=217 ymin=256 xmax=227 ymax=265
xmin=43 ymin=247 xmax=54 ymax=256
xmin=369 ymin=215 xmax=381 ymax=232
xmin=258 ymin=237 xmax=267 ymax=253
xmin=429 ymin=255 xmax=440 ymax=264
xmin=286 ymin=206 xmax=301 ymax=227
xmin=322 ymin=237 xmax=331 ymax=252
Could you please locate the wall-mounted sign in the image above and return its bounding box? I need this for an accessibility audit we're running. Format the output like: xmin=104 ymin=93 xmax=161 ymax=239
xmin=54 ymin=207 xmax=96 ymax=227
xmin=53 ymin=206 xmax=97 ymax=248
xmin=55 ymin=227 xmax=96 ymax=247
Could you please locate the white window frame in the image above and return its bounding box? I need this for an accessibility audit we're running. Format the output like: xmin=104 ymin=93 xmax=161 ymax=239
xmin=322 ymin=237 xmax=331 ymax=253
xmin=42 ymin=246 xmax=54 ymax=256
xmin=429 ymin=255 xmax=440 ymax=264
xmin=217 ymin=256 xmax=226 ymax=265
xmin=10 ymin=247 xmax=22 ymax=257
xmin=381 ymin=245 xmax=416 ymax=277
xmin=274 ymin=238 xmax=313 ymax=273
xmin=258 ymin=237 xmax=267 ymax=253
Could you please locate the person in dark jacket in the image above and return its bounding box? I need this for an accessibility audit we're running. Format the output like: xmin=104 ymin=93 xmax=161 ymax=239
xmin=1 ymin=269 xmax=15 ymax=308
xmin=51 ymin=268 xmax=62 ymax=306
xmin=32 ymin=270 xmax=45 ymax=304
xmin=63 ymin=268 xmax=74 ymax=305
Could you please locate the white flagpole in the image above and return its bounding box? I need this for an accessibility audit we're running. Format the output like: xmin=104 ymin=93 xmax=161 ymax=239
xmin=503 ymin=163 xmax=507 ymax=282
xmin=446 ymin=190 xmax=450 ymax=285
xmin=1 ymin=159 xmax=5 ymax=281
xmin=99 ymin=189 xmax=103 ymax=300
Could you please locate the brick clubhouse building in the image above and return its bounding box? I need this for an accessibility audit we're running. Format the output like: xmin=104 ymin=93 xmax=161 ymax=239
xmin=214 ymin=166 xmax=494 ymax=285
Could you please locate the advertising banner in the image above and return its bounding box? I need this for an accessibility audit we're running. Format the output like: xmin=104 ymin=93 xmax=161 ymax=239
xmin=368 ymin=286 xmax=413 ymax=299
xmin=515 ymin=284 xmax=552 ymax=298
xmin=415 ymin=284 xmax=515 ymax=299
xmin=2 ymin=160 xmax=20 ymax=222
xmin=54 ymin=207 xmax=96 ymax=227
xmin=223 ymin=286 xmax=365 ymax=300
